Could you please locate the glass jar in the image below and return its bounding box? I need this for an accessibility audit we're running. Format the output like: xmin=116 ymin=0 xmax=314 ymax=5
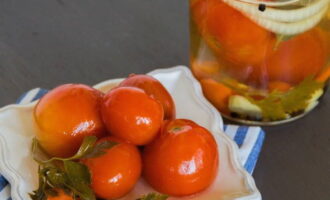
xmin=190 ymin=0 xmax=330 ymax=125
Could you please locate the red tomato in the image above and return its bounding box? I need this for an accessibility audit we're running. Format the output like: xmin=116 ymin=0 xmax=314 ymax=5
xmin=82 ymin=137 xmax=142 ymax=199
xmin=101 ymin=87 xmax=164 ymax=145
xmin=119 ymin=74 xmax=176 ymax=120
xmin=191 ymin=0 xmax=275 ymax=66
xmin=143 ymin=119 xmax=218 ymax=196
xmin=34 ymin=84 xmax=105 ymax=157
xmin=200 ymin=78 xmax=234 ymax=114
xmin=265 ymin=28 xmax=328 ymax=84
xmin=191 ymin=60 xmax=222 ymax=81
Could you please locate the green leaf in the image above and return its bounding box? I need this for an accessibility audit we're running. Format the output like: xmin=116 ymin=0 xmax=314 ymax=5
xmin=246 ymin=92 xmax=287 ymax=121
xmin=30 ymin=136 xmax=118 ymax=200
xmin=32 ymin=136 xmax=98 ymax=164
xmin=281 ymin=76 xmax=324 ymax=113
xmin=45 ymin=167 xmax=69 ymax=188
xmin=29 ymin=166 xmax=64 ymax=200
xmin=69 ymin=136 xmax=98 ymax=160
xmin=29 ymin=167 xmax=47 ymax=200
xmin=136 ymin=192 xmax=169 ymax=200
xmin=31 ymin=138 xmax=54 ymax=165
xmin=82 ymin=140 xmax=117 ymax=158
xmin=245 ymin=76 xmax=324 ymax=120
xmin=31 ymin=135 xmax=169 ymax=200
xmin=64 ymin=161 xmax=91 ymax=185
xmin=63 ymin=161 xmax=95 ymax=200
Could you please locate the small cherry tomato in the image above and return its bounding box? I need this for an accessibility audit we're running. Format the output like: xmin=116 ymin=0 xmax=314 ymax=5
xmin=82 ymin=137 xmax=142 ymax=199
xmin=143 ymin=119 xmax=218 ymax=196
xmin=34 ymin=84 xmax=105 ymax=157
xmin=101 ymin=86 xmax=164 ymax=145
xmin=119 ymin=74 xmax=176 ymax=120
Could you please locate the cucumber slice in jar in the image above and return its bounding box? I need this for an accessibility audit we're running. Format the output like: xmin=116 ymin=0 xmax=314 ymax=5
xmin=228 ymin=95 xmax=263 ymax=119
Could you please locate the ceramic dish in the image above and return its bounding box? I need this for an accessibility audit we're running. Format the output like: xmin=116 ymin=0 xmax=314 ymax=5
xmin=0 ymin=66 xmax=261 ymax=200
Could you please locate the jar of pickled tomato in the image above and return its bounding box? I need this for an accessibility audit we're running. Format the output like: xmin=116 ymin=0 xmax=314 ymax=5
xmin=190 ymin=0 xmax=330 ymax=125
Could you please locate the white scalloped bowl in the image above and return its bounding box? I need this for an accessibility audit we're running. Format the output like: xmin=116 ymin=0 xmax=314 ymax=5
xmin=0 ymin=66 xmax=261 ymax=200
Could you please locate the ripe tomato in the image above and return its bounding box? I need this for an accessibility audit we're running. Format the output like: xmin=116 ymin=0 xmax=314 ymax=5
xmin=191 ymin=0 xmax=275 ymax=66
xmin=265 ymin=28 xmax=328 ymax=84
xmin=143 ymin=119 xmax=218 ymax=196
xmin=101 ymin=87 xmax=164 ymax=145
xmin=82 ymin=137 xmax=142 ymax=199
xmin=119 ymin=74 xmax=176 ymax=120
xmin=200 ymin=78 xmax=234 ymax=114
xmin=191 ymin=60 xmax=222 ymax=81
xmin=47 ymin=190 xmax=73 ymax=200
xmin=34 ymin=84 xmax=105 ymax=157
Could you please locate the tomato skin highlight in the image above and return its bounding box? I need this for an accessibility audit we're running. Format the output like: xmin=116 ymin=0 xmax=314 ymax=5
xmin=82 ymin=137 xmax=142 ymax=200
xmin=101 ymin=86 xmax=164 ymax=145
xmin=34 ymin=84 xmax=106 ymax=158
xmin=143 ymin=119 xmax=219 ymax=196
xmin=119 ymin=74 xmax=176 ymax=120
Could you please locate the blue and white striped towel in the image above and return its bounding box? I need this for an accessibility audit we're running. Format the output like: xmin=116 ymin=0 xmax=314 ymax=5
xmin=0 ymin=88 xmax=265 ymax=200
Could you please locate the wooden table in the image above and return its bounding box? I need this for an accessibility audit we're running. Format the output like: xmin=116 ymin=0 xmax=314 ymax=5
xmin=0 ymin=0 xmax=329 ymax=199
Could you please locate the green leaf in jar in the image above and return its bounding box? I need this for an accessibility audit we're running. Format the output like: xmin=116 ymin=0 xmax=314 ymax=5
xmin=245 ymin=76 xmax=324 ymax=120
xmin=281 ymin=76 xmax=324 ymax=113
xmin=245 ymin=91 xmax=287 ymax=121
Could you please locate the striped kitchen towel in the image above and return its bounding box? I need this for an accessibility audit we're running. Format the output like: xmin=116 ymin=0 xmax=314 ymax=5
xmin=0 ymin=88 xmax=265 ymax=199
